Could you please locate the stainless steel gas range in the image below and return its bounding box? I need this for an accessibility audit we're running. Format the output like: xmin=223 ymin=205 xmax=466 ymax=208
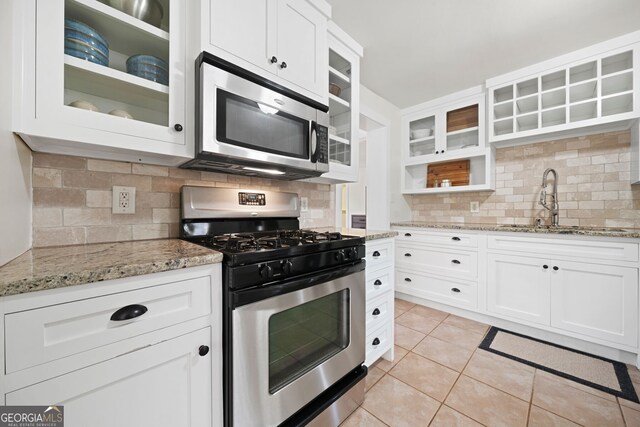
xmin=180 ymin=186 xmax=366 ymax=427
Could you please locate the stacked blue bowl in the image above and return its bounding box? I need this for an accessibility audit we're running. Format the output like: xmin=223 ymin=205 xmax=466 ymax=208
xmin=126 ymin=55 xmax=169 ymax=85
xmin=64 ymin=18 xmax=109 ymax=66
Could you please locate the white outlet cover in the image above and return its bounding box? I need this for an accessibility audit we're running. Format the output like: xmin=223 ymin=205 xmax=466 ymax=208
xmin=470 ymin=201 xmax=480 ymax=213
xmin=112 ymin=186 xmax=136 ymax=214
xmin=300 ymin=197 xmax=309 ymax=212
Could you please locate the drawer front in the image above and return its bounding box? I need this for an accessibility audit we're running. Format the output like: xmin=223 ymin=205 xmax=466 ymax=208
xmin=5 ymin=276 xmax=212 ymax=374
xmin=366 ymin=292 xmax=393 ymax=333
xmin=366 ymin=240 xmax=394 ymax=270
xmin=366 ymin=267 xmax=393 ymax=298
xmin=365 ymin=322 xmax=392 ymax=366
xmin=396 ymin=244 xmax=477 ymax=280
xmin=394 ymin=228 xmax=478 ymax=249
xmin=488 ymin=234 xmax=639 ymax=263
xmin=395 ymin=268 xmax=478 ymax=309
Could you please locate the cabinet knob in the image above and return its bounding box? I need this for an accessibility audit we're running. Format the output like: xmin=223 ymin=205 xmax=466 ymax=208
xmin=451 ymin=259 xmax=461 ymax=264
xmin=372 ymin=308 xmax=381 ymax=316
xmin=199 ymin=345 xmax=210 ymax=357
xmin=372 ymin=338 xmax=380 ymax=346
xmin=110 ymin=304 xmax=148 ymax=321
xmin=451 ymin=288 xmax=461 ymax=293
xmin=404 ymin=277 xmax=412 ymax=282
xmin=404 ymin=253 xmax=412 ymax=257
xmin=553 ymin=266 xmax=559 ymax=271
xmin=435 ymin=150 xmax=440 ymax=154
xmin=442 ymin=150 xmax=445 ymax=153
xmin=174 ymin=124 xmax=183 ymax=132
xmin=404 ymin=233 xmax=412 ymax=237
xmin=372 ymin=251 xmax=381 ymax=258
xmin=374 ymin=279 xmax=382 ymax=286
xmin=270 ymin=56 xmax=278 ymax=64
xmin=452 ymin=237 xmax=461 ymax=241
xmin=543 ymin=265 xmax=549 ymax=269
xmin=280 ymin=61 xmax=287 ymax=69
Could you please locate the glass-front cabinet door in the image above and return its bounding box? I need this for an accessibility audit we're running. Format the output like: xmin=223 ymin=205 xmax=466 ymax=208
xmin=16 ymin=0 xmax=191 ymax=165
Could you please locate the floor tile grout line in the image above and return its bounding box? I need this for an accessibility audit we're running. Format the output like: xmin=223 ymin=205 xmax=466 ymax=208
xmin=360 ymin=406 xmax=391 ymax=427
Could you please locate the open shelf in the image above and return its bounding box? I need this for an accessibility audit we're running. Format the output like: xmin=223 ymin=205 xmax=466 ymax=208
xmin=493 ymin=102 xmax=513 ymax=120
xmin=494 ymin=86 xmax=514 ymax=103
xmin=329 ymin=134 xmax=350 ymax=145
xmin=602 ymin=71 xmax=633 ymax=96
xmin=570 ymin=101 xmax=597 ymax=122
xmin=329 ymin=94 xmax=350 ymax=115
xmin=541 ymin=107 xmax=566 ymax=128
xmin=541 ymin=88 xmax=566 ymax=110
xmin=329 ymin=66 xmax=350 ymax=84
xmin=569 ymin=80 xmax=598 ymax=103
xmin=516 ymin=95 xmax=538 ymax=115
xmin=542 ymin=70 xmax=566 ymax=91
xmin=494 ymin=118 xmax=513 ymax=136
xmin=517 ymin=78 xmax=538 ymax=97
xmin=602 ymin=92 xmax=633 ymax=116
xmin=570 ymin=61 xmax=597 ymax=84
xmin=403 ymin=154 xmax=489 ymax=193
xmin=516 ymin=113 xmax=538 ymax=132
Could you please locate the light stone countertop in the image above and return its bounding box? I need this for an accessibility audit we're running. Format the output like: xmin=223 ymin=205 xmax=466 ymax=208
xmin=314 ymin=227 xmax=398 ymax=241
xmin=391 ymin=221 xmax=640 ymax=239
xmin=0 ymin=239 xmax=222 ymax=298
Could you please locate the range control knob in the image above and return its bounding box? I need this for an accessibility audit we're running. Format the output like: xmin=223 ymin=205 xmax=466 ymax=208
xmin=346 ymin=247 xmax=358 ymax=260
xmin=335 ymin=250 xmax=345 ymax=262
xmin=258 ymin=264 xmax=274 ymax=279
xmin=281 ymin=259 xmax=293 ymax=274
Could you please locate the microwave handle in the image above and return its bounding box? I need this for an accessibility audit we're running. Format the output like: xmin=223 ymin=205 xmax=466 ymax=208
xmin=310 ymin=121 xmax=318 ymax=163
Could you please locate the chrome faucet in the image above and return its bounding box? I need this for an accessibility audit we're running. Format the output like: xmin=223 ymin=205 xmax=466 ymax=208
xmin=539 ymin=168 xmax=559 ymax=226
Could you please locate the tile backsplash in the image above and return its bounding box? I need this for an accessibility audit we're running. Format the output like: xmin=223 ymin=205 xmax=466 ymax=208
xmin=32 ymin=154 xmax=334 ymax=247
xmin=410 ymin=130 xmax=640 ymax=228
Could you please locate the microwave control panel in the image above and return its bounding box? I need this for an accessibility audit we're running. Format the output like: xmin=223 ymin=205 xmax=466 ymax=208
xmin=238 ymin=192 xmax=266 ymax=206
xmin=316 ymin=124 xmax=328 ymax=164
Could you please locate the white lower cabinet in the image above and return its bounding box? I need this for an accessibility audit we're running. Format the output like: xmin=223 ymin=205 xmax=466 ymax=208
xmin=487 ymin=253 xmax=550 ymax=325
xmin=7 ymin=328 xmax=212 ymax=427
xmin=396 ymin=268 xmax=478 ymax=310
xmin=1 ymin=265 xmax=222 ymax=426
xmin=364 ymin=238 xmax=395 ymax=366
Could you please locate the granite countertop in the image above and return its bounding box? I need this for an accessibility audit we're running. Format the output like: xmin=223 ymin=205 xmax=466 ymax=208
xmin=391 ymin=222 xmax=640 ymax=239
xmin=0 ymin=239 xmax=222 ymax=298
xmin=314 ymin=227 xmax=398 ymax=241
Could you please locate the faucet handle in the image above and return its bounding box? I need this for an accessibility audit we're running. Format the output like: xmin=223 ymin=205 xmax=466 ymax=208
xmin=539 ymin=190 xmax=546 ymax=206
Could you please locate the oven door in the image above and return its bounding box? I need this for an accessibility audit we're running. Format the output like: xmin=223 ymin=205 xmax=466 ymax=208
xmin=232 ymin=265 xmax=365 ymax=427
xmin=200 ymin=60 xmax=328 ymax=174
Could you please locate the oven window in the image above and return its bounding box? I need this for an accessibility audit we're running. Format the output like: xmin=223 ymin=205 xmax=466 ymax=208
xmin=268 ymin=289 xmax=350 ymax=394
xmin=217 ymin=89 xmax=309 ymax=159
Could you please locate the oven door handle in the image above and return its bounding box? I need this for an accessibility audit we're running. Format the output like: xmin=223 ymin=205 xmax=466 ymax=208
xmin=232 ymin=261 xmax=365 ymax=308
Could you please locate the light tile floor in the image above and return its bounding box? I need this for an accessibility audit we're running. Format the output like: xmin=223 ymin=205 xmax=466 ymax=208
xmin=341 ymin=298 xmax=640 ymax=427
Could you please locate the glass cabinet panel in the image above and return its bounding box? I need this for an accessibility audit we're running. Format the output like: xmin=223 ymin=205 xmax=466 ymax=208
xmin=408 ymin=115 xmax=435 ymax=157
xmin=328 ymin=49 xmax=352 ymax=166
xmin=446 ymin=104 xmax=479 ymax=152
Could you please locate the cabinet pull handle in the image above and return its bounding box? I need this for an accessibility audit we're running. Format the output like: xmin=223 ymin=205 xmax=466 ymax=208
xmin=452 ymin=237 xmax=461 ymax=241
xmin=404 ymin=253 xmax=412 ymax=257
xmin=280 ymin=61 xmax=287 ymax=69
xmin=372 ymin=338 xmax=380 ymax=346
xmin=199 ymin=345 xmax=210 ymax=357
xmin=404 ymin=233 xmax=412 ymax=237
xmin=174 ymin=124 xmax=183 ymax=132
xmin=451 ymin=259 xmax=461 ymax=264
xmin=543 ymin=265 xmax=549 ymax=269
xmin=404 ymin=277 xmax=412 ymax=282
xmin=374 ymin=279 xmax=382 ymax=286
xmin=372 ymin=308 xmax=381 ymax=316
xmin=110 ymin=304 xmax=148 ymax=321
xmin=553 ymin=266 xmax=559 ymax=271
xmin=451 ymin=288 xmax=461 ymax=293
xmin=372 ymin=251 xmax=381 ymax=258
xmin=270 ymin=56 xmax=278 ymax=64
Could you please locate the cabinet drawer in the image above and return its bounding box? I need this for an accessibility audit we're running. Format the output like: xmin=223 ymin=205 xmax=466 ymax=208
xmin=396 ymin=269 xmax=478 ymax=309
xmin=395 ymin=228 xmax=478 ymax=248
xmin=366 ymin=240 xmax=394 ymax=269
xmin=365 ymin=322 xmax=392 ymax=366
xmin=5 ymin=276 xmax=212 ymax=374
xmin=488 ymin=234 xmax=639 ymax=263
xmin=366 ymin=267 xmax=393 ymax=298
xmin=396 ymin=244 xmax=477 ymax=280
xmin=366 ymin=292 xmax=393 ymax=333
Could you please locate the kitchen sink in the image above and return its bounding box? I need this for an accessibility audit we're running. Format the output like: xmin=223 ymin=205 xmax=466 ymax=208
xmin=497 ymin=225 xmax=628 ymax=233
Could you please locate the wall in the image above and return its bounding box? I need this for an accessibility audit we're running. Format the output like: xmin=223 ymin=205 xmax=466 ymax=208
xmin=32 ymin=154 xmax=335 ymax=247
xmin=0 ymin=1 xmax=32 ymax=266
xmin=410 ymin=130 xmax=639 ymax=228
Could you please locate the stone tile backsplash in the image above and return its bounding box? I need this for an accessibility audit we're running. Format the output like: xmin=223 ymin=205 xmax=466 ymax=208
xmin=410 ymin=130 xmax=640 ymax=228
xmin=32 ymin=154 xmax=335 ymax=247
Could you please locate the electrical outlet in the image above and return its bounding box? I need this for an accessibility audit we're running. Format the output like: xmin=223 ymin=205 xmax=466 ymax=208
xmin=300 ymin=197 xmax=309 ymax=212
xmin=470 ymin=201 xmax=480 ymax=213
xmin=112 ymin=186 xmax=136 ymax=214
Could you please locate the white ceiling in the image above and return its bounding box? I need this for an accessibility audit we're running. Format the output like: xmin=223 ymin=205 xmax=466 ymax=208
xmin=326 ymin=0 xmax=640 ymax=108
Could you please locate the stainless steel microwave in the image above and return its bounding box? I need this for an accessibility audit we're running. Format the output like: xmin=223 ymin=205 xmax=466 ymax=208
xmin=181 ymin=53 xmax=330 ymax=180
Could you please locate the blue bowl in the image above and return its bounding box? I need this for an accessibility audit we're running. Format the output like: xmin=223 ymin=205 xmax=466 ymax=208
xmin=126 ymin=54 xmax=168 ymax=85
xmin=64 ymin=18 xmax=109 ymax=49
xmin=64 ymin=39 xmax=109 ymax=66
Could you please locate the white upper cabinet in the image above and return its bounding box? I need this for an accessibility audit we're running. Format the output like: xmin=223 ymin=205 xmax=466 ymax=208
xmin=13 ymin=0 xmax=192 ymax=166
xmin=204 ymin=0 xmax=329 ymax=105
xmin=310 ymin=21 xmax=363 ymax=184
xmin=487 ymin=31 xmax=640 ymax=145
